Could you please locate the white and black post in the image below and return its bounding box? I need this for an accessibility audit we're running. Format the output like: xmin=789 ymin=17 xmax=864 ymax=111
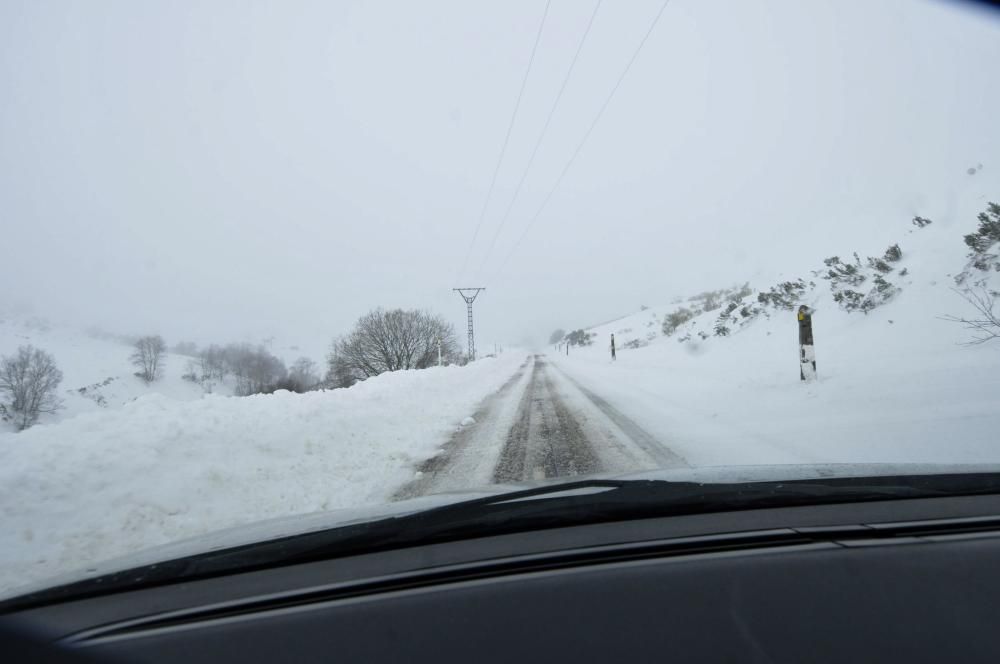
xmin=798 ymin=305 xmax=816 ymax=381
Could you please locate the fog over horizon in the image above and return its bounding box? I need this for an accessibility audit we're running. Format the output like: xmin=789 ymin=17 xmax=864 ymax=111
xmin=3 ymin=0 xmax=999 ymax=360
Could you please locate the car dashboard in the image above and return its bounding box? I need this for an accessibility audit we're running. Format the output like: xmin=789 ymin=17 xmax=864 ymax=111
xmin=5 ymin=492 xmax=1000 ymax=663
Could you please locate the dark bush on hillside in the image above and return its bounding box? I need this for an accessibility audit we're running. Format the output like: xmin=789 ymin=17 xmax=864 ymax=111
xmin=757 ymin=280 xmax=808 ymax=310
xmin=964 ymin=203 xmax=1000 ymax=254
xmin=565 ymin=329 xmax=594 ymax=347
xmin=883 ymin=244 xmax=902 ymax=262
xmin=662 ymin=307 xmax=696 ymax=336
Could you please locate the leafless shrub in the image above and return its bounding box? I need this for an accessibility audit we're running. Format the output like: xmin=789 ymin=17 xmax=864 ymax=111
xmin=662 ymin=307 xmax=696 ymax=336
xmin=941 ymin=286 xmax=1000 ymax=345
xmin=130 ymin=335 xmax=167 ymax=383
xmin=181 ymin=360 xmax=201 ymax=383
xmin=0 ymin=345 xmax=63 ymax=430
xmin=225 ymin=344 xmax=287 ymax=396
xmin=327 ymin=308 xmax=460 ymax=388
xmin=283 ymin=357 xmax=320 ymax=393
xmin=197 ymin=344 xmax=228 ymax=382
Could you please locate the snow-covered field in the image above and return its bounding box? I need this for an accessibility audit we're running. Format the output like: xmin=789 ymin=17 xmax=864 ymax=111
xmin=0 ymin=352 xmax=525 ymax=597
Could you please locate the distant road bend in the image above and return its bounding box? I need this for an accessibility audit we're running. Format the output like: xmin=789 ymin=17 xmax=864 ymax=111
xmin=396 ymin=354 xmax=687 ymax=500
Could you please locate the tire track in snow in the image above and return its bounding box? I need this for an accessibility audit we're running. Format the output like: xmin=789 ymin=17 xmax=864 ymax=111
xmin=547 ymin=363 xmax=689 ymax=469
xmin=393 ymin=356 xmax=535 ymax=500
xmin=492 ymin=356 xmax=601 ymax=483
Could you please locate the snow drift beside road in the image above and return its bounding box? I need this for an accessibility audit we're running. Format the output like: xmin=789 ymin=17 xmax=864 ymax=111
xmin=0 ymin=352 xmax=526 ymax=597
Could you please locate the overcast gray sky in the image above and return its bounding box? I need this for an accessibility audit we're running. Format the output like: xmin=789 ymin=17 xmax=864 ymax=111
xmin=2 ymin=0 xmax=999 ymax=359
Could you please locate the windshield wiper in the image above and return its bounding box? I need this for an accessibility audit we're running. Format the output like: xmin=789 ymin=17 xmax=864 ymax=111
xmin=5 ymin=472 xmax=1000 ymax=611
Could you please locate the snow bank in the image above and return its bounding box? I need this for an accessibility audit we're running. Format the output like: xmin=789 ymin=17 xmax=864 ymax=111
xmin=0 ymin=353 xmax=525 ymax=596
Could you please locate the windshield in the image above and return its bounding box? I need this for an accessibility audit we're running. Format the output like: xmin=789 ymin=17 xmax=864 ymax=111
xmin=1 ymin=0 xmax=999 ymax=600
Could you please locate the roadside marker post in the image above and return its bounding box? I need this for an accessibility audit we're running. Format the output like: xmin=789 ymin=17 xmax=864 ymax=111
xmin=798 ymin=305 xmax=816 ymax=381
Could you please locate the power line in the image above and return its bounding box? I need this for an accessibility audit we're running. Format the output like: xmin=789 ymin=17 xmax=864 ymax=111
xmin=491 ymin=0 xmax=672 ymax=281
xmin=475 ymin=0 xmax=604 ymax=280
xmin=454 ymin=0 xmax=552 ymax=285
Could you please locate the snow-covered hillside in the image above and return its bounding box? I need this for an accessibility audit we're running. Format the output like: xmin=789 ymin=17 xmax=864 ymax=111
xmin=0 ymin=318 xmax=234 ymax=432
xmin=555 ymin=193 xmax=1000 ymax=467
xmin=0 ymin=316 xmax=232 ymax=431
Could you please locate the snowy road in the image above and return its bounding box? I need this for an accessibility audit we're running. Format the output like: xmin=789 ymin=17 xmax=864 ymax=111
xmin=396 ymin=355 xmax=686 ymax=499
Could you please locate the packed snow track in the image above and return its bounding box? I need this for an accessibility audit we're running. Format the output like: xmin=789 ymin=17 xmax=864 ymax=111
xmin=396 ymin=355 xmax=686 ymax=499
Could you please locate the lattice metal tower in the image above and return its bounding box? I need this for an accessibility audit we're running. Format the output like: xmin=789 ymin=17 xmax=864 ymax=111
xmin=452 ymin=288 xmax=485 ymax=361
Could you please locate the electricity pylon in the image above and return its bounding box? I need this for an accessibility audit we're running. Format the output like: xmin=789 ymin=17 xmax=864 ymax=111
xmin=453 ymin=288 xmax=485 ymax=361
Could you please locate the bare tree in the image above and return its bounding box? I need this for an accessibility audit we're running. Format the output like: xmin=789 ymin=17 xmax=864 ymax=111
xmin=326 ymin=347 xmax=359 ymax=389
xmin=0 ymin=345 xmax=63 ymax=431
xmin=198 ymin=344 xmax=228 ymax=381
xmin=131 ymin=335 xmax=167 ymax=383
xmin=224 ymin=343 xmax=287 ymax=396
xmin=941 ymin=286 xmax=1000 ymax=345
xmin=286 ymin=357 xmax=320 ymax=392
xmin=327 ymin=308 xmax=460 ymax=387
